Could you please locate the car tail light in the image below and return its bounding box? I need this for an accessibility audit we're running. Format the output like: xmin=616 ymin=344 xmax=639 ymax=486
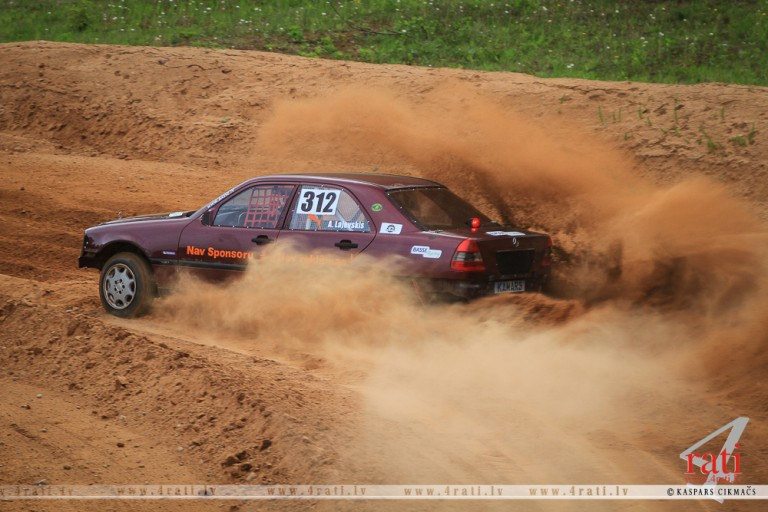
xmin=541 ymin=236 xmax=553 ymax=267
xmin=451 ymin=239 xmax=485 ymax=271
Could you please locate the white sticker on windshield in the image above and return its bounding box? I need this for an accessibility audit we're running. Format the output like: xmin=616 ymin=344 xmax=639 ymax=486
xmin=298 ymin=188 xmax=340 ymax=216
xmin=205 ymin=186 xmax=237 ymax=210
xmin=487 ymin=231 xmax=526 ymax=237
xmin=168 ymin=211 xmax=185 ymax=218
xmin=380 ymin=222 xmax=402 ymax=235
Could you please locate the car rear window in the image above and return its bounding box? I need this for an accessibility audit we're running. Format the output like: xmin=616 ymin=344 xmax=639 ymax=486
xmin=387 ymin=187 xmax=492 ymax=230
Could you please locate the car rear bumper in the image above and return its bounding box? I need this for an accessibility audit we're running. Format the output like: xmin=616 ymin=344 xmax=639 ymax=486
xmin=419 ymin=274 xmax=549 ymax=300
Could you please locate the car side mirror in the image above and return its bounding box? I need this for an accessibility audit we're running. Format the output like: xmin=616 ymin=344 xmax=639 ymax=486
xmin=201 ymin=209 xmax=213 ymax=226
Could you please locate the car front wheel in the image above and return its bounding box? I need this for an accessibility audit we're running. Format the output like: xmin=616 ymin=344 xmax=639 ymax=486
xmin=99 ymin=252 xmax=156 ymax=317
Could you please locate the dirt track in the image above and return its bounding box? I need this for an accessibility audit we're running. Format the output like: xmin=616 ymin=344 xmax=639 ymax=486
xmin=1 ymin=41 xmax=768 ymax=511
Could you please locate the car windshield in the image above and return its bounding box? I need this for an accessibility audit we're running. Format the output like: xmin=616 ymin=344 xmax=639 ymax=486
xmin=387 ymin=187 xmax=495 ymax=230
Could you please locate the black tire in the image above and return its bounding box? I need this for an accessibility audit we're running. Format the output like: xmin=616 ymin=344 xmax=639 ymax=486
xmin=99 ymin=252 xmax=156 ymax=318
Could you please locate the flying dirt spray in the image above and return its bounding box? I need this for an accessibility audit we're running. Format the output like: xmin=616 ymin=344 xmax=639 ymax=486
xmin=158 ymin=86 xmax=768 ymax=501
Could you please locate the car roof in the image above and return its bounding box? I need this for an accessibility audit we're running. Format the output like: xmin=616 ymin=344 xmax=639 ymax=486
xmin=253 ymin=173 xmax=443 ymax=190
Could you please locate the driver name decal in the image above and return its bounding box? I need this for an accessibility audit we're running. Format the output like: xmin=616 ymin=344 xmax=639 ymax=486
xmin=325 ymin=220 xmax=367 ymax=231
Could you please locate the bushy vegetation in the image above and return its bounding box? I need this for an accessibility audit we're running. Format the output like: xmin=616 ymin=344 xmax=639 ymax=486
xmin=2 ymin=0 xmax=767 ymax=85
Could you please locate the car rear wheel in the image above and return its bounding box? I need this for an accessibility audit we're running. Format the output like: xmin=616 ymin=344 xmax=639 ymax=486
xmin=99 ymin=252 xmax=155 ymax=318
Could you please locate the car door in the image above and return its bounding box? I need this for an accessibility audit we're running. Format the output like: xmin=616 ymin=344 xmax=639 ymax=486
xmin=277 ymin=183 xmax=375 ymax=259
xmin=177 ymin=183 xmax=295 ymax=279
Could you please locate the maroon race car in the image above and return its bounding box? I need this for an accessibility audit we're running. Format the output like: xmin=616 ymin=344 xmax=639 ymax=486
xmin=79 ymin=173 xmax=552 ymax=317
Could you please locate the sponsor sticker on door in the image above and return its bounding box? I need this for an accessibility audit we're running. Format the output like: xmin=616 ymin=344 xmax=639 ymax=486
xmin=380 ymin=222 xmax=403 ymax=235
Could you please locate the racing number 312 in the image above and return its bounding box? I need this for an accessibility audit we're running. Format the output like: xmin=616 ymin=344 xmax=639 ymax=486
xmin=299 ymin=189 xmax=340 ymax=216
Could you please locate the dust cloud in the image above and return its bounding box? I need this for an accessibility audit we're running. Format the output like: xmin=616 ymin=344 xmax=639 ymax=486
xmin=258 ymin=86 xmax=768 ymax=307
xmin=255 ymin=85 xmax=768 ymax=359
xmin=158 ymin=86 xmax=768 ymax=487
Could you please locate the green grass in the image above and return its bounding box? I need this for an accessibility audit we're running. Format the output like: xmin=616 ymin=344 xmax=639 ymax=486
xmin=1 ymin=0 xmax=767 ymax=86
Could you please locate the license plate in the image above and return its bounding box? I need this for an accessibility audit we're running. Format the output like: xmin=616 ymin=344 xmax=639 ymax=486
xmin=494 ymin=280 xmax=525 ymax=294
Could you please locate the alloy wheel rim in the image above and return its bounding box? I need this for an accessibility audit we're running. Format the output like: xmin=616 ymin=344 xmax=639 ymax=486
xmin=103 ymin=263 xmax=136 ymax=310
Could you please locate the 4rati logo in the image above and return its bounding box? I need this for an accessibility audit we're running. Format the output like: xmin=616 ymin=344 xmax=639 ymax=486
xmin=680 ymin=417 xmax=748 ymax=487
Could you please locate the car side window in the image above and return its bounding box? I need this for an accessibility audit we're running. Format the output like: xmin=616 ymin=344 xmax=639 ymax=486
xmin=213 ymin=185 xmax=294 ymax=229
xmin=288 ymin=185 xmax=370 ymax=232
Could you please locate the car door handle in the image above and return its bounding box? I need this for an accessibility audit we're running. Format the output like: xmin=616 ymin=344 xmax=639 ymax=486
xmin=334 ymin=240 xmax=358 ymax=250
xmin=252 ymin=235 xmax=273 ymax=245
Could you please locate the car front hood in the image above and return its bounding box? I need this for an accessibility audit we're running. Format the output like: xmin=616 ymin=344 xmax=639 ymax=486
xmin=99 ymin=211 xmax=192 ymax=225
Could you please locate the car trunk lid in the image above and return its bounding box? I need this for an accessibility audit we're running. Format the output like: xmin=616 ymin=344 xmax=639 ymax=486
xmin=443 ymin=227 xmax=551 ymax=279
